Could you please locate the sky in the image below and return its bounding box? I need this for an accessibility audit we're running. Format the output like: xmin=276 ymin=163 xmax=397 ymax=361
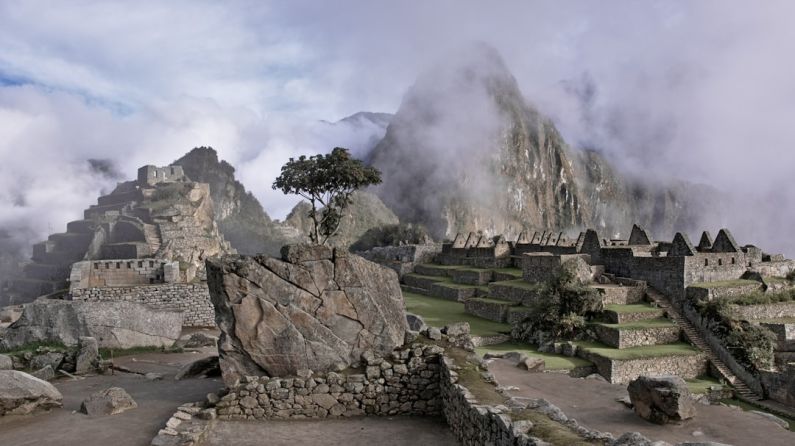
xmin=1 ymin=0 xmax=794 ymax=255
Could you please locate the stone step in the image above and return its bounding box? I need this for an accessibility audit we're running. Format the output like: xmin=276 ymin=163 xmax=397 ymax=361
xmin=575 ymin=342 xmax=708 ymax=384
xmin=507 ymin=306 xmax=534 ymax=324
xmin=412 ymin=264 xmax=453 ymax=277
xmin=590 ymin=284 xmax=646 ymax=305
xmin=487 ymin=280 xmax=541 ymax=305
xmin=97 ymin=189 xmax=141 ymax=206
xmin=403 ymin=273 xmax=447 ymax=290
xmin=48 ymin=232 xmax=94 ymax=252
xmin=448 ymin=268 xmax=493 ymax=285
xmin=66 ymin=219 xmax=95 ymax=234
xmin=463 ymin=297 xmax=518 ymax=323
xmin=591 ymin=320 xmax=681 ymax=349
xmin=84 ymin=202 xmax=129 ymax=219
xmin=35 ymin=248 xmax=86 ymax=266
xmin=601 ymin=304 xmax=665 ymax=324
xmin=492 ymin=268 xmax=523 ymax=281
xmin=401 ymin=285 xmax=430 ymax=296
xmin=427 ymin=282 xmax=481 ymax=302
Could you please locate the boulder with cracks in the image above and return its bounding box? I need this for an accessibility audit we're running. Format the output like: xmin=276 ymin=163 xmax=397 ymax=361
xmin=206 ymin=244 xmax=408 ymax=385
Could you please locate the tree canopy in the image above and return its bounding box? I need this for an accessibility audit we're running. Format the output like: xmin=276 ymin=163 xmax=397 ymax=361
xmin=272 ymin=147 xmax=382 ymax=245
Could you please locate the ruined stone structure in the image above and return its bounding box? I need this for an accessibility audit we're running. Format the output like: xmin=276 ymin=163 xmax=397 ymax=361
xmin=0 ymin=166 xmax=233 ymax=305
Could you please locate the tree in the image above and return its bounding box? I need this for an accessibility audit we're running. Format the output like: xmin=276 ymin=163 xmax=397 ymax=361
xmin=273 ymin=147 xmax=382 ymax=245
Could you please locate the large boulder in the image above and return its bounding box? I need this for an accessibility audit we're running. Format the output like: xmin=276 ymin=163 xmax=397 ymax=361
xmin=627 ymin=375 xmax=696 ymax=424
xmin=206 ymin=245 xmax=408 ymax=384
xmin=1 ymin=301 xmax=183 ymax=350
xmin=80 ymin=387 xmax=137 ymax=416
xmin=0 ymin=370 xmax=63 ymax=415
xmin=75 ymin=337 xmax=99 ymax=374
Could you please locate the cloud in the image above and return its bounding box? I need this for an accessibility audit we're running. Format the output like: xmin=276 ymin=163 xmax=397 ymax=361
xmin=0 ymin=0 xmax=794 ymax=257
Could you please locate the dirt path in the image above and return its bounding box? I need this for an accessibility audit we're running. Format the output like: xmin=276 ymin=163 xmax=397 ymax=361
xmin=489 ymin=359 xmax=795 ymax=446
xmin=204 ymin=417 xmax=459 ymax=446
xmin=0 ymin=350 xmax=223 ymax=446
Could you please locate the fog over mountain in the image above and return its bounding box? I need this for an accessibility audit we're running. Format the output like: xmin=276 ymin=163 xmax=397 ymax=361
xmin=1 ymin=0 xmax=794 ymax=261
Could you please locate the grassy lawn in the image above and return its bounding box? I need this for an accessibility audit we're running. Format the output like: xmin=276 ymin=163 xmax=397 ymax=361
xmin=403 ymin=291 xmax=510 ymax=337
xmin=604 ymin=303 xmax=661 ymax=314
xmin=592 ymin=318 xmax=676 ymax=330
xmin=0 ymin=341 xmax=68 ymax=354
xmin=689 ymin=279 xmax=760 ymax=289
xmin=490 ymin=279 xmax=540 ymax=291
xmin=686 ymin=376 xmax=723 ymax=394
xmin=416 ymin=263 xmax=465 ymax=270
xmin=574 ymin=340 xmax=701 ymax=360
xmin=475 ymin=341 xmax=592 ymax=370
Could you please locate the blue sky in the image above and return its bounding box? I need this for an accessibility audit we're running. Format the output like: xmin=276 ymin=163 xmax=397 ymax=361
xmin=1 ymin=0 xmax=795 ymax=254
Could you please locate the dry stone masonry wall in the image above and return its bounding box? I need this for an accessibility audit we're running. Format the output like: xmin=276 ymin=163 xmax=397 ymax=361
xmin=215 ymin=342 xmax=443 ymax=420
xmin=71 ymin=283 xmax=214 ymax=327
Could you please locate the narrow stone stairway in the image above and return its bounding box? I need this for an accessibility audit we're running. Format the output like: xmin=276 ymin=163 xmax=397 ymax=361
xmin=647 ymin=287 xmax=795 ymax=420
xmin=143 ymin=224 xmax=162 ymax=255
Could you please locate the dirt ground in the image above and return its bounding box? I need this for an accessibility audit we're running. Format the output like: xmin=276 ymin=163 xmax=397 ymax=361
xmin=204 ymin=417 xmax=459 ymax=446
xmin=488 ymin=358 xmax=795 ymax=446
xmin=0 ymin=349 xmax=223 ymax=446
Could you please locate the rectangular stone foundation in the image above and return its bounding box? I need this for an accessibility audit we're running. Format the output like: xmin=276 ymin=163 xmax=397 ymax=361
xmin=581 ymin=352 xmax=708 ymax=384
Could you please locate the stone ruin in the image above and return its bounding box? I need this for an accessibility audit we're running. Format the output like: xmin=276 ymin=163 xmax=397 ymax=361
xmin=2 ymin=164 xmax=234 ymax=307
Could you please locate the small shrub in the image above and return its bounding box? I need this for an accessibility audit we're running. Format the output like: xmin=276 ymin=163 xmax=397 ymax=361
xmin=512 ymin=267 xmax=602 ymax=342
xmin=787 ymin=269 xmax=795 ymax=282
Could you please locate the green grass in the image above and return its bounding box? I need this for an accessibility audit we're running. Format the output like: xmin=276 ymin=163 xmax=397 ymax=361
xmin=468 ymin=297 xmax=517 ymax=306
xmin=689 ymin=279 xmax=760 ymax=289
xmin=403 ymin=291 xmax=510 ymax=337
xmin=686 ymin=376 xmax=723 ymax=394
xmin=512 ymin=409 xmax=599 ymax=445
xmin=416 ymin=263 xmax=465 ymax=270
xmin=490 ymin=279 xmax=540 ymax=291
xmin=0 ymin=341 xmax=67 ymax=354
xmin=574 ymin=340 xmax=701 ymax=360
xmin=492 ymin=267 xmax=523 ymax=278
xmin=99 ymin=345 xmax=183 ymax=358
xmin=720 ymin=398 xmax=795 ymax=431
xmin=765 ymin=276 xmax=790 ymax=284
xmin=592 ymin=318 xmax=676 ymax=330
xmin=475 ymin=341 xmax=592 ymax=370
xmin=604 ymin=303 xmax=661 ymax=314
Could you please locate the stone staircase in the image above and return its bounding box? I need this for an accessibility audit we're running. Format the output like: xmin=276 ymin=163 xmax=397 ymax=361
xmin=143 ymin=224 xmax=162 ymax=255
xmin=645 ymin=288 xmax=761 ymax=401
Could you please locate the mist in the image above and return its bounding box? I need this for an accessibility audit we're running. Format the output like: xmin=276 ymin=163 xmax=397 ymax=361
xmin=1 ymin=1 xmax=794 ymax=257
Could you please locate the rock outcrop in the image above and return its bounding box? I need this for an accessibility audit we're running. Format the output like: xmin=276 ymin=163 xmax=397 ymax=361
xmin=1 ymin=300 xmax=183 ymax=350
xmin=0 ymin=370 xmax=63 ymax=415
xmin=206 ymin=245 xmax=408 ymax=385
xmin=627 ymin=375 xmax=696 ymax=424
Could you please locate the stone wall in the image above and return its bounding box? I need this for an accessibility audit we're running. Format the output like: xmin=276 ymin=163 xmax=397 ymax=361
xmin=731 ymin=302 xmax=795 ymax=321
xmin=682 ymin=302 xmax=764 ymax=394
xmin=71 ymin=283 xmax=214 ymax=327
xmin=579 ymin=350 xmax=707 ymax=384
xmin=215 ymin=342 xmax=444 ymax=419
xmin=602 ymin=250 xmax=686 ymax=300
xmin=683 ymin=255 xmax=748 ymax=288
xmin=685 ymin=282 xmax=764 ymax=302
xmin=448 ymin=268 xmax=493 ymax=285
xmin=69 ymin=259 xmax=179 ymax=290
xmin=760 ymin=365 xmax=795 ymax=407
xmin=592 ymin=325 xmax=681 ymax=349
xmin=488 ymin=282 xmax=539 ymax=305
xmin=522 ymin=253 xmax=590 ymax=284
xmin=356 ymin=243 xmax=441 ymax=278
xmin=464 ymin=298 xmax=513 ymax=323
